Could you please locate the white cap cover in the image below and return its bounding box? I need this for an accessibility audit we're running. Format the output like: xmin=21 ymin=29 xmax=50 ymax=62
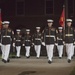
xmin=66 ymin=19 xmax=72 ymax=22
xmin=47 ymin=19 xmax=53 ymax=22
xmin=26 ymin=29 xmax=30 ymax=32
xmin=36 ymin=27 xmax=40 ymax=30
xmin=58 ymin=27 xmax=63 ymax=30
xmin=2 ymin=21 xmax=10 ymax=24
xmin=16 ymin=29 xmax=21 ymax=32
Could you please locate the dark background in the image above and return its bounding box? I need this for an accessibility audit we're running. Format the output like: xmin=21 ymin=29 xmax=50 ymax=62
xmin=0 ymin=0 xmax=75 ymax=32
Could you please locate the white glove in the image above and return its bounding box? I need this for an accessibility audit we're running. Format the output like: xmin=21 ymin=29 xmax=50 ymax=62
xmin=22 ymin=44 xmax=25 ymax=46
xmin=42 ymin=42 xmax=45 ymax=46
xmin=55 ymin=43 xmax=58 ymax=46
xmin=74 ymin=42 xmax=75 ymax=45
xmin=63 ymin=41 xmax=65 ymax=45
xmin=13 ymin=43 xmax=15 ymax=47
xmin=32 ymin=43 xmax=34 ymax=46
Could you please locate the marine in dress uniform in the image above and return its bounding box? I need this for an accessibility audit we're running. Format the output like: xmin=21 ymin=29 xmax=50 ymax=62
xmin=65 ymin=19 xmax=74 ymax=63
xmin=57 ymin=27 xmax=64 ymax=59
xmin=33 ymin=27 xmax=42 ymax=58
xmin=42 ymin=19 xmax=56 ymax=64
xmin=1 ymin=22 xmax=7 ymax=59
xmin=15 ymin=29 xmax=22 ymax=58
xmin=23 ymin=29 xmax=32 ymax=58
xmin=1 ymin=21 xmax=14 ymax=63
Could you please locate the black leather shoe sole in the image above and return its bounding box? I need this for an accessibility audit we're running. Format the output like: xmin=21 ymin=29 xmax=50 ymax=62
xmin=68 ymin=59 xmax=71 ymax=63
xmin=48 ymin=60 xmax=52 ymax=64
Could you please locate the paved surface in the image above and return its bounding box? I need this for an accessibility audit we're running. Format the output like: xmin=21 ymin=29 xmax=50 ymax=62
xmin=0 ymin=56 xmax=75 ymax=75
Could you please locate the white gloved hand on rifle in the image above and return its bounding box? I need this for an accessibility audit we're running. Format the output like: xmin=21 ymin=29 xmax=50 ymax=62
xmin=55 ymin=43 xmax=58 ymax=46
xmin=42 ymin=42 xmax=45 ymax=46
xmin=22 ymin=44 xmax=25 ymax=46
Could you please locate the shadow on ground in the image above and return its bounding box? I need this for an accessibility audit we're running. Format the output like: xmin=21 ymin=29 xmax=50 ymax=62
xmin=18 ymin=71 xmax=36 ymax=75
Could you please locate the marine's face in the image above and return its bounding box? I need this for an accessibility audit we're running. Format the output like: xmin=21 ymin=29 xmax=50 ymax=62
xmin=48 ymin=22 xmax=53 ymax=27
xmin=67 ymin=22 xmax=72 ymax=27
xmin=59 ymin=30 xmax=62 ymax=33
xmin=4 ymin=24 xmax=9 ymax=28
xmin=17 ymin=32 xmax=20 ymax=34
xmin=36 ymin=29 xmax=40 ymax=32
xmin=27 ymin=32 xmax=30 ymax=34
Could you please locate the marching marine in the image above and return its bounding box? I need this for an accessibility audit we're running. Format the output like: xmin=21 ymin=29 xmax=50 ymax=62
xmin=1 ymin=21 xmax=14 ymax=63
xmin=23 ymin=29 xmax=32 ymax=58
xmin=32 ymin=27 xmax=42 ymax=58
xmin=65 ymin=19 xmax=74 ymax=63
xmin=56 ymin=27 xmax=64 ymax=59
xmin=0 ymin=22 xmax=7 ymax=59
xmin=42 ymin=19 xmax=56 ymax=64
xmin=14 ymin=29 xmax=22 ymax=58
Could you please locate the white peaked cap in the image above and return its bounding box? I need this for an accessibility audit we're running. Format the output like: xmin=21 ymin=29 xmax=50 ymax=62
xmin=47 ymin=19 xmax=53 ymax=22
xmin=16 ymin=29 xmax=21 ymax=32
xmin=2 ymin=21 xmax=10 ymax=24
xmin=58 ymin=27 xmax=63 ymax=30
xmin=36 ymin=27 xmax=40 ymax=30
xmin=26 ymin=29 xmax=30 ymax=32
xmin=66 ymin=19 xmax=72 ymax=22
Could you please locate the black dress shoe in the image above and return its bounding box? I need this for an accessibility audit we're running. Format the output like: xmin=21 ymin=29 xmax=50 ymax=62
xmin=26 ymin=56 xmax=30 ymax=58
xmin=68 ymin=59 xmax=71 ymax=63
xmin=7 ymin=59 xmax=10 ymax=62
xmin=59 ymin=57 xmax=62 ymax=59
xmin=3 ymin=60 xmax=7 ymax=63
xmin=2 ymin=59 xmax=4 ymax=62
xmin=48 ymin=60 xmax=52 ymax=64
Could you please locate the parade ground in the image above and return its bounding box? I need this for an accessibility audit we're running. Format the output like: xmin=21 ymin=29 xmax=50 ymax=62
xmin=0 ymin=56 xmax=75 ymax=75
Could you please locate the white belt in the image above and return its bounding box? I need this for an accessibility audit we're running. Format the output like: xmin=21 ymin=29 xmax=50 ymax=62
xmin=35 ymin=38 xmax=41 ymax=40
xmin=46 ymin=35 xmax=55 ymax=38
xmin=65 ymin=34 xmax=73 ymax=36
xmin=57 ymin=37 xmax=62 ymax=40
xmin=25 ymin=40 xmax=30 ymax=41
xmin=58 ymin=39 xmax=62 ymax=40
xmin=3 ymin=36 xmax=11 ymax=38
xmin=16 ymin=40 xmax=21 ymax=42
